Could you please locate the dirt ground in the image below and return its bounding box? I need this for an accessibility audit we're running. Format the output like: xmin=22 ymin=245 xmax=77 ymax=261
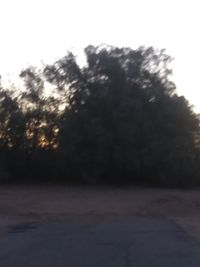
xmin=0 ymin=185 xmax=200 ymax=239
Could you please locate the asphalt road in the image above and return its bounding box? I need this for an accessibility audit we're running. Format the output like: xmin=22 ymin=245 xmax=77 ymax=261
xmin=0 ymin=216 xmax=200 ymax=267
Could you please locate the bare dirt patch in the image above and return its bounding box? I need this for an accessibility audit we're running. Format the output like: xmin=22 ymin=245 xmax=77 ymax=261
xmin=0 ymin=185 xmax=200 ymax=238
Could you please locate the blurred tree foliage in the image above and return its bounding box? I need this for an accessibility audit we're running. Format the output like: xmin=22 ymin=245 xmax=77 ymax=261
xmin=0 ymin=45 xmax=199 ymax=187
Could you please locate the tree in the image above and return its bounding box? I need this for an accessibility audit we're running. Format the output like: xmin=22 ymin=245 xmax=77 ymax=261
xmin=18 ymin=67 xmax=59 ymax=181
xmin=44 ymin=45 xmax=200 ymax=186
xmin=0 ymin=45 xmax=199 ymax=187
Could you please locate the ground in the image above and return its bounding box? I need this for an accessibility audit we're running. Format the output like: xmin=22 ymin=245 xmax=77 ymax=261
xmin=0 ymin=185 xmax=200 ymax=239
xmin=2 ymin=216 xmax=200 ymax=266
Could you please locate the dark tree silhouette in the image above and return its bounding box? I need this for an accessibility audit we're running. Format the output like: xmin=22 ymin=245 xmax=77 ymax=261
xmin=0 ymin=45 xmax=199 ymax=187
xmin=44 ymin=45 xmax=200 ymax=187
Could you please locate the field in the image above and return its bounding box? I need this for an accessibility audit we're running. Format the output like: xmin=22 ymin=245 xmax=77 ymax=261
xmin=0 ymin=185 xmax=200 ymax=239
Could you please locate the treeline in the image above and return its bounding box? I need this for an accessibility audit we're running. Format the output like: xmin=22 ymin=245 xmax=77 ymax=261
xmin=0 ymin=45 xmax=200 ymax=187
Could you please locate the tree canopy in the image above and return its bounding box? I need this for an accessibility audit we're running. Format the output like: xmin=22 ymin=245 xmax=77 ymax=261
xmin=0 ymin=45 xmax=199 ymax=187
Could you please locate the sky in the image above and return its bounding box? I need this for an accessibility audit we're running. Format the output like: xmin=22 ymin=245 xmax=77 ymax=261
xmin=0 ymin=0 xmax=200 ymax=111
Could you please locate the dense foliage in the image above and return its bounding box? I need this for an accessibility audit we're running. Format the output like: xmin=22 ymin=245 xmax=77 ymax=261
xmin=0 ymin=45 xmax=200 ymax=187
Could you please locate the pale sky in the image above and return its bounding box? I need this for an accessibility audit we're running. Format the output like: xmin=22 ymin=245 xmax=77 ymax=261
xmin=0 ymin=0 xmax=200 ymax=111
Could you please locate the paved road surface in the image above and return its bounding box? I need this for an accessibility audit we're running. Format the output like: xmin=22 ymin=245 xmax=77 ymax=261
xmin=0 ymin=216 xmax=200 ymax=266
